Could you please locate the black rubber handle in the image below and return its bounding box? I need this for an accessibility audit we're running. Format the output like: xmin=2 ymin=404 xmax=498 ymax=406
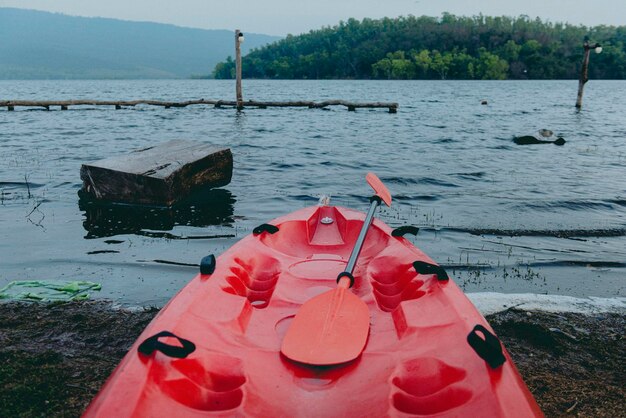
xmin=413 ymin=261 xmax=449 ymax=281
xmin=392 ymin=226 xmax=420 ymax=237
xmin=336 ymin=271 xmax=355 ymax=288
xmin=200 ymin=254 xmax=216 ymax=275
xmin=138 ymin=331 xmax=196 ymax=359
xmin=467 ymin=325 xmax=506 ymax=368
xmin=253 ymin=224 xmax=279 ymax=235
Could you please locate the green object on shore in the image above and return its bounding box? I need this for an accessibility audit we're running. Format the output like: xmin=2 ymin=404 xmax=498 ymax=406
xmin=0 ymin=280 xmax=102 ymax=302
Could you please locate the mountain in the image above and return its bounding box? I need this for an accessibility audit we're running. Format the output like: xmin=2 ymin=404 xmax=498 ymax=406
xmin=0 ymin=8 xmax=281 ymax=79
xmin=213 ymin=15 xmax=626 ymax=80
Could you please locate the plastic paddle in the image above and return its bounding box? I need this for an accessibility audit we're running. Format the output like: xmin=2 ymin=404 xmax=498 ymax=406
xmin=281 ymin=173 xmax=391 ymax=365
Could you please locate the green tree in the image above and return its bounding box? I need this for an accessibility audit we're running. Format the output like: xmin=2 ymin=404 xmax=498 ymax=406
xmin=389 ymin=51 xmax=416 ymax=79
xmin=430 ymin=50 xmax=452 ymax=79
xmin=499 ymin=40 xmax=521 ymax=61
xmin=212 ymin=56 xmax=234 ymax=79
xmin=372 ymin=51 xmax=415 ymax=79
xmin=372 ymin=56 xmax=393 ymax=79
xmin=476 ymin=48 xmax=509 ymax=79
xmin=268 ymin=57 xmax=294 ymax=78
xmin=412 ymin=49 xmax=432 ymax=78
xmin=213 ymin=14 xmax=626 ymax=80
xmin=447 ymin=49 xmax=477 ymax=79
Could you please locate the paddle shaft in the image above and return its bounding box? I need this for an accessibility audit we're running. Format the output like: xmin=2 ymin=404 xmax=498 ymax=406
xmin=281 ymin=174 xmax=390 ymax=365
xmin=344 ymin=197 xmax=380 ymax=275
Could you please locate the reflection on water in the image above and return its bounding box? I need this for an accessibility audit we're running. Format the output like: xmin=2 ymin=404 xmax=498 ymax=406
xmin=79 ymin=188 xmax=235 ymax=239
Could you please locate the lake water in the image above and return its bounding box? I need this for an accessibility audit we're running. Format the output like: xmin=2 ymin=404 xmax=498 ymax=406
xmin=1 ymin=80 xmax=624 ymax=306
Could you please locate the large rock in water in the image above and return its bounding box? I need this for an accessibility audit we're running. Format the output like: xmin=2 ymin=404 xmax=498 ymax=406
xmin=80 ymin=139 xmax=232 ymax=206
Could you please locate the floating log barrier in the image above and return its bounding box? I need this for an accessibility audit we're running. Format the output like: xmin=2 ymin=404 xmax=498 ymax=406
xmin=80 ymin=139 xmax=233 ymax=206
xmin=0 ymin=99 xmax=398 ymax=113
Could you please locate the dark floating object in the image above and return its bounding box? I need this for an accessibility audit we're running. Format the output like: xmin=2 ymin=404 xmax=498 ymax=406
xmin=80 ymin=139 xmax=232 ymax=206
xmin=481 ymin=100 xmax=488 ymax=105
xmin=87 ymin=250 xmax=120 ymax=255
xmin=513 ymin=135 xmax=566 ymax=146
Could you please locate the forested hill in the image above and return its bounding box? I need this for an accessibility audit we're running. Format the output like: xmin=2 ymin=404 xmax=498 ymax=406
xmin=213 ymin=14 xmax=626 ymax=80
xmin=0 ymin=8 xmax=280 ymax=79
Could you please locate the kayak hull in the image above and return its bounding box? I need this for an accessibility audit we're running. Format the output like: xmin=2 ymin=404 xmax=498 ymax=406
xmin=84 ymin=205 xmax=543 ymax=417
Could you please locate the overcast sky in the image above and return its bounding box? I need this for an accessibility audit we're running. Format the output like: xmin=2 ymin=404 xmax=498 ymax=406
xmin=1 ymin=0 xmax=623 ymax=36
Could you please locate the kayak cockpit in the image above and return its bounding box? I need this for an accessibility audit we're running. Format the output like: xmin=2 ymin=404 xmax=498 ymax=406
xmin=257 ymin=205 xmax=389 ymax=260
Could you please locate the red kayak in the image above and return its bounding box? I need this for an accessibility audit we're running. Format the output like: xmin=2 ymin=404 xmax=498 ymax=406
xmin=84 ymin=175 xmax=542 ymax=417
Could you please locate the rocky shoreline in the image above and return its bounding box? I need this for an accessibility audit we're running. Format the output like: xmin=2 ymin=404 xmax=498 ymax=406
xmin=0 ymin=301 xmax=623 ymax=417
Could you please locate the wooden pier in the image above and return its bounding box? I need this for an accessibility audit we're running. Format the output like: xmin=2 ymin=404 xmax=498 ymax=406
xmin=0 ymin=99 xmax=398 ymax=113
xmin=2 ymin=31 xmax=399 ymax=114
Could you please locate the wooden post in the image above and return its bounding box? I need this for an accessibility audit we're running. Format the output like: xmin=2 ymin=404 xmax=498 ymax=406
xmin=235 ymin=29 xmax=243 ymax=110
xmin=576 ymin=37 xmax=601 ymax=109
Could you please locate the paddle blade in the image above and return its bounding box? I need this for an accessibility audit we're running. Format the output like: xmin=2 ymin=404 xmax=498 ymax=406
xmin=281 ymin=286 xmax=370 ymax=366
xmin=366 ymin=173 xmax=391 ymax=207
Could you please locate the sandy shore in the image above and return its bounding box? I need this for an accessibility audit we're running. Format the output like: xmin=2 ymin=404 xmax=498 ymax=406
xmin=0 ymin=301 xmax=623 ymax=417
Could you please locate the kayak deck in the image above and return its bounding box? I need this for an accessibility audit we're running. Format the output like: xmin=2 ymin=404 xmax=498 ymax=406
xmin=85 ymin=205 xmax=542 ymax=417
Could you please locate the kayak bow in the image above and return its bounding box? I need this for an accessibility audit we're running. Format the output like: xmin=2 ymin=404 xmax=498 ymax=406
xmin=84 ymin=177 xmax=542 ymax=417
